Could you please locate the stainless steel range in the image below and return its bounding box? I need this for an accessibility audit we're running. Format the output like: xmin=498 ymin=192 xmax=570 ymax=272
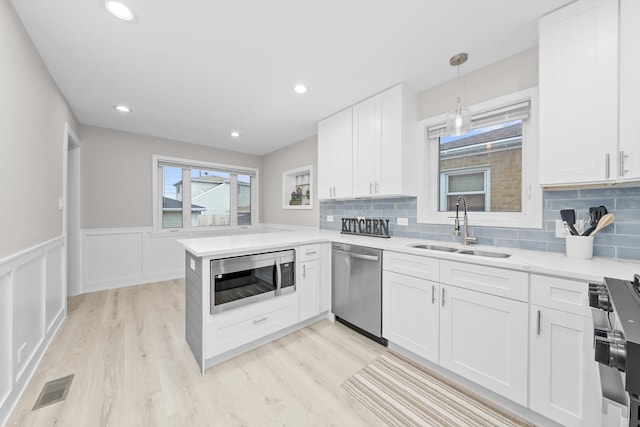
xmin=589 ymin=275 xmax=640 ymax=427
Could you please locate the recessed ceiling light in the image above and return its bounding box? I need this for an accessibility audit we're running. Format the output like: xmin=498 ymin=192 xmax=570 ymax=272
xmin=230 ymin=131 xmax=241 ymax=138
xmin=105 ymin=1 xmax=134 ymax=21
xmin=293 ymin=84 xmax=308 ymax=94
xmin=113 ymin=104 xmax=132 ymax=113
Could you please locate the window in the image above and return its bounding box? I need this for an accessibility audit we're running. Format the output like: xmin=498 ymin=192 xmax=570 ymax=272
xmin=153 ymin=156 xmax=259 ymax=232
xmin=418 ymin=88 xmax=542 ymax=228
xmin=440 ymin=167 xmax=490 ymax=211
xmin=282 ymin=165 xmax=313 ymax=209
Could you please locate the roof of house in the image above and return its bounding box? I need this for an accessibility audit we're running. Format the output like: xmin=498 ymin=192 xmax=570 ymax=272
xmin=162 ymin=197 xmax=206 ymax=211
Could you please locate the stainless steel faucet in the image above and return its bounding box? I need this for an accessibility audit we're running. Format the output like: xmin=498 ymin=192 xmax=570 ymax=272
xmin=454 ymin=196 xmax=477 ymax=246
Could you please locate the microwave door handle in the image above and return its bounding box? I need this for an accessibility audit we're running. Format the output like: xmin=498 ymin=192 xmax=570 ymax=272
xmin=275 ymin=259 xmax=282 ymax=296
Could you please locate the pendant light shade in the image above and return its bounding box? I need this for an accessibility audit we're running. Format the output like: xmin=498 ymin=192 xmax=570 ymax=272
xmin=446 ymin=53 xmax=471 ymax=136
xmin=446 ymin=97 xmax=471 ymax=136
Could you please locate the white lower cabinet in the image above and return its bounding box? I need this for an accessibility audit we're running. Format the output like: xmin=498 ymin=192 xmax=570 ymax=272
xmin=383 ymin=271 xmax=439 ymax=362
xmin=529 ymin=305 xmax=601 ymax=427
xmin=439 ymin=284 xmax=528 ymax=406
xmin=298 ymin=259 xmax=320 ymax=321
xmin=529 ymin=274 xmax=602 ymax=427
xmin=206 ymin=293 xmax=299 ymax=357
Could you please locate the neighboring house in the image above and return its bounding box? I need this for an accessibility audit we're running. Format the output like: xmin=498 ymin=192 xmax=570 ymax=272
xmin=439 ymin=122 xmax=522 ymax=212
xmin=162 ymin=197 xmax=206 ymax=228
xmin=170 ymin=175 xmax=251 ymax=227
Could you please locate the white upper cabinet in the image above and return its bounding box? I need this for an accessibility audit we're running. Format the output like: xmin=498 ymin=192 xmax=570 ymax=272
xmin=352 ymin=84 xmax=417 ymax=198
xmin=619 ymin=0 xmax=640 ymax=181
xmin=318 ymin=84 xmax=417 ymax=200
xmin=317 ymin=108 xmax=353 ymax=199
xmin=539 ymin=0 xmax=619 ymax=186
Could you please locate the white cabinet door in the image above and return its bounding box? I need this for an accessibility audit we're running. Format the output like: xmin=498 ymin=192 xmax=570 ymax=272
xmin=378 ymin=85 xmax=403 ymax=195
xmin=352 ymin=84 xmax=413 ymax=198
xmin=317 ymin=108 xmax=353 ymax=199
xmin=352 ymin=96 xmax=378 ymax=197
xmin=439 ymin=284 xmax=528 ymax=406
xmin=298 ymin=259 xmax=320 ymax=322
xmin=619 ymin=0 xmax=640 ymax=181
xmin=383 ymin=271 xmax=439 ymax=362
xmin=539 ymin=0 xmax=618 ymax=186
xmin=529 ymin=306 xmax=601 ymax=427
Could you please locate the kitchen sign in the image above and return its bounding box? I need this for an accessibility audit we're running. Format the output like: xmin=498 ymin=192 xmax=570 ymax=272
xmin=340 ymin=217 xmax=390 ymax=238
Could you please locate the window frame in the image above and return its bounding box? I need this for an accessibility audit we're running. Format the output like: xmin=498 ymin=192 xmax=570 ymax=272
xmin=417 ymin=87 xmax=542 ymax=229
xmin=152 ymin=155 xmax=260 ymax=234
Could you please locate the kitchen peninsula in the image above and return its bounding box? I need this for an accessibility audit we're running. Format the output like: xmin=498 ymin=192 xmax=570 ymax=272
xmin=180 ymin=226 xmax=640 ymax=425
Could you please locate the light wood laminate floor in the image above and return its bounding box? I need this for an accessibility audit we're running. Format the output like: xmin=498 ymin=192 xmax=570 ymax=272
xmin=8 ymin=279 xmax=387 ymax=426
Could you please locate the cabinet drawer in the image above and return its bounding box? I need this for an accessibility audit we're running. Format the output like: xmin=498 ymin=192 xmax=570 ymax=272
xmin=440 ymin=260 xmax=528 ymax=302
xmin=383 ymin=251 xmax=439 ymax=281
xmin=206 ymin=294 xmax=298 ymax=357
xmin=530 ymin=274 xmax=590 ymax=316
xmin=297 ymin=244 xmax=320 ymax=262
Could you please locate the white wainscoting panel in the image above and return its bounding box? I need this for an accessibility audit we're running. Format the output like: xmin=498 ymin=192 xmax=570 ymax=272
xmin=81 ymin=227 xmax=273 ymax=294
xmin=84 ymin=231 xmax=143 ymax=287
xmin=45 ymin=245 xmax=65 ymax=333
xmin=13 ymin=256 xmax=45 ymax=382
xmin=0 ymin=272 xmax=12 ymax=411
xmin=0 ymin=237 xmax=66 ymax=427
xmin=81 ymin=228 xmax=194 ymax=293
xmin=145 ymin=233 xmax=185 ymax=276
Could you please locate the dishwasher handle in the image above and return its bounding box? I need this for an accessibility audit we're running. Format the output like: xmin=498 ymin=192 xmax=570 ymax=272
xmin=333 ymin=248 xmax=379 ymax=262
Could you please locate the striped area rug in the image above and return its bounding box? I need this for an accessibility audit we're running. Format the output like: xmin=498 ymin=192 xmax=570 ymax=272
xmin=342 ymin=352 xmax=536 ymax=427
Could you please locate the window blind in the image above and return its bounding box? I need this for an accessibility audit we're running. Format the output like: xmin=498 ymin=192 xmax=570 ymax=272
xmin=158 ymin=160 xmax=256 ymax=176
xmin=426 ymin=100 xmax=531 ymax=141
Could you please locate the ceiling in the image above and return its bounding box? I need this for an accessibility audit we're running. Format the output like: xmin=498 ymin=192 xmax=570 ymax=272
xmin=11 ymin=0 xmax=573 ymax=156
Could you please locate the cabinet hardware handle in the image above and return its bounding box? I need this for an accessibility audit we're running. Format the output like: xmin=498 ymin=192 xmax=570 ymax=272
xmin=302 ymin=264 xmax=306 ymax=278
xmin=375 ymin=181 xmax=379 ymax=193
xmin=441 ymin=288 xmax=445 ymax=307
xmin=431 ymin=285 xmax=435 ymax=304
xmin=620 ymin=151 xmax=629 ymax=176
xmin=333 ymin=186 xmax=336 ymax=197
xmin=305 ymin=250 xmax=317 ymax=255
xmin=253 ymin=317 xmax=268 ymax=324
xmin=605 ymin=153 xmax=610 ymax=179
xmin=369 ymin=182 xmax=373 ymax=194
xmin=536 ymin=310 xmax=541 ymax=335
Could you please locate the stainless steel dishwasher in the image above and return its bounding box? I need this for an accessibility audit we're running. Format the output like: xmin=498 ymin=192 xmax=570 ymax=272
xmin=332 ymin=243 xmax=386 ymax=345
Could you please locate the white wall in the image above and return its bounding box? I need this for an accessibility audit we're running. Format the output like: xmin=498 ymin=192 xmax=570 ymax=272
xmin=79 ymin=125 xmax=262 ymax=229
xmin=0 ymin=0 xmax=79 ymax=259
xmin=1 ymin=2 xmax=79 ymax=423
xmin=417 ymin=47 xmax=538 ymax=120
xmin=261 ymin=135 xmax=319 ymax=227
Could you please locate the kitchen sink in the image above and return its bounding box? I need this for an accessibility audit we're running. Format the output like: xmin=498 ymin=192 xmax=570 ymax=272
xmin=407 ymin=243 xmax=511 ymax=258
xmin=407 ymin=244 xmax=457 ymax=252
xmin=456 ymin=249 xmax=511 ymax=258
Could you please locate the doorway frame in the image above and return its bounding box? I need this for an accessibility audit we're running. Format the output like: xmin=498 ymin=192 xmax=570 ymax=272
xmin=62 ymin=123 xmax=81 ymax=297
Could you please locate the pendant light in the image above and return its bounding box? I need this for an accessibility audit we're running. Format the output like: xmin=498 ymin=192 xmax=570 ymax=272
xmin=446 ymin=53 xmax=471 ymax=136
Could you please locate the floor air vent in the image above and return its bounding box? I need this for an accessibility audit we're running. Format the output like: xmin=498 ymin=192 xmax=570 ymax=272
xmin=32 ymin=374 xmax=74 ymax=411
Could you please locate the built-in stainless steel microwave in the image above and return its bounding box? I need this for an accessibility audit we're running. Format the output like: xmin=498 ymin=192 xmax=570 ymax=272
xmin=210 ymin=249 xmax=295 ymax=314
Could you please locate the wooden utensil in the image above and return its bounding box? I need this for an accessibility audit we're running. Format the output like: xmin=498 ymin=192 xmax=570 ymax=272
xmin=590 ymin=213 xmax=615 ymax=236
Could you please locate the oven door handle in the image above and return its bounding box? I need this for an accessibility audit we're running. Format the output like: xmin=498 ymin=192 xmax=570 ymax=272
xmin=275 ymin=259 xmax=282 ymax=296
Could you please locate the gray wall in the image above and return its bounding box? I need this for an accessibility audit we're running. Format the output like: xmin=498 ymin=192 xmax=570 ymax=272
xmin=261 ymin=135 xmax=319 ymax=227
xmin=0 ymin=1 xmax=79 ymax=259
xmin=418 ymin=47 xmax=538 ymax=120
xmin=79 ymin=126 xmax=262 ymax=229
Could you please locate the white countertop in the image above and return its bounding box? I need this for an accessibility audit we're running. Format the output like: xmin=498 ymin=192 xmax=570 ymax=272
xmin=178 ymin=227 xmax=640 ymax=283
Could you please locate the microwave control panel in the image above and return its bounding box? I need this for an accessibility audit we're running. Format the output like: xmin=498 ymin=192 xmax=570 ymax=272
xmin=281 ymin=262 xmax=295 ymax=287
